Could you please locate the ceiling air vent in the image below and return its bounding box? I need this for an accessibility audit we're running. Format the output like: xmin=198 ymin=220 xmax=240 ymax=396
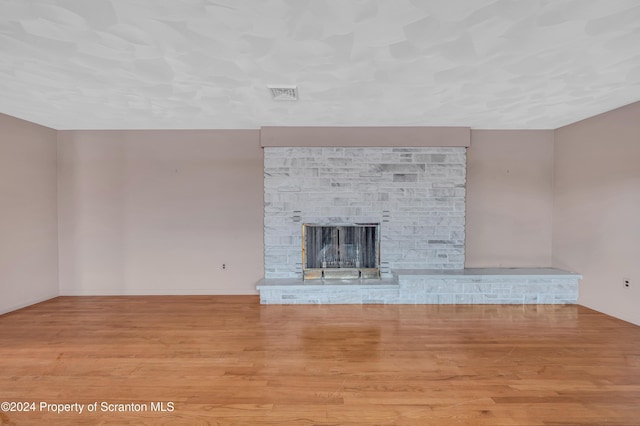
xmin=268 ymin=85 xmax=298 ymax=101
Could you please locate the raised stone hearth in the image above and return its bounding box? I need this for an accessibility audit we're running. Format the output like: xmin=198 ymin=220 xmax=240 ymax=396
xmin=257 ymin=268 xmax=581 ymax=305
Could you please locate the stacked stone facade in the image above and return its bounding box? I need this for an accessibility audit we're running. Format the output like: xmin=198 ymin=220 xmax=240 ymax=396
xmin=264 ymin=147 xmax=466 ymax=278
xmin=257 ymin=271 xmax=581 ymax=305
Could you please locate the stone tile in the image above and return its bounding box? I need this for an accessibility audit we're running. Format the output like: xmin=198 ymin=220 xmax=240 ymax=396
xmin=463 ymin=283 xmax=493 ymax=293
xmin=393 ymin=173 xmax=418 ymax=182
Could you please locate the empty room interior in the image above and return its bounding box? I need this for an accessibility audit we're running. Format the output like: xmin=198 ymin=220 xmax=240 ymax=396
xmin=1 ymin=0 xmax=639 ymax=424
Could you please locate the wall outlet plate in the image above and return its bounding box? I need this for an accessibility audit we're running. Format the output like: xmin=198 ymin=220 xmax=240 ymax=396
xmin=623 ymin=278 xmax=630 ymax=288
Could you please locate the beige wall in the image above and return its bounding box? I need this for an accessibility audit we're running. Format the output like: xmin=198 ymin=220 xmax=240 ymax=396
xmin=553 ymin=102 xmax=640 ymax=325
xmin=57 ymin=130 xmax=264 ymax=295
xmin=466 ymin=130 xmax=554 ymax=267
xmin=0 ymin=113 xmax=58 ymax=314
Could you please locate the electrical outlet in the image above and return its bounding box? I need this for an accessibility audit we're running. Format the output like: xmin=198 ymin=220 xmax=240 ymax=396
xmin=222 ymin=263 xmax=226 ymax=270
xmin=623 ymin=278 xmax=630 ymax=288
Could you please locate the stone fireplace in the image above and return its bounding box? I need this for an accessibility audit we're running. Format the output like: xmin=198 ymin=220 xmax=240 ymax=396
xmin=263 ymin=147 xmax=467 ymax=279
xmin=258 ymin=130 xmax=580 ymax=304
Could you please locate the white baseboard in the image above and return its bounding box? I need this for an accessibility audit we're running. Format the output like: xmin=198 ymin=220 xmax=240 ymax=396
xmin=58 ymin=288 xmax=259 ymax=296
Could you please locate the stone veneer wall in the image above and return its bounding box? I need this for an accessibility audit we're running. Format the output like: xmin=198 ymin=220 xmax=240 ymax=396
xmin=264 ymin=147 xmax=466 ymax=278
xmin=257 ymin=273 xmax=580 ymax=304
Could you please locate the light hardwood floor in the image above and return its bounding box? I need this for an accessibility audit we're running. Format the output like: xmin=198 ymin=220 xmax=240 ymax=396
xmin=1 ymin=296 xmax=639 ymax=425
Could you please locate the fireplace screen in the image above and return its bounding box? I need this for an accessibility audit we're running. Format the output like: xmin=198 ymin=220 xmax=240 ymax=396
xmin=302 ymin=223 xmax=380 ymax=280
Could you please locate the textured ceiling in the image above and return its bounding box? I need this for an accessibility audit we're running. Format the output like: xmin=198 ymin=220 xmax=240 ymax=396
xmin=1 ymin=0 xmax=639 ymax=130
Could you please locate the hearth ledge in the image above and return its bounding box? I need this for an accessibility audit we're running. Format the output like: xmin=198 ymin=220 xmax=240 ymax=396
xmin=257 ymin=268 xmax=581 ymax=305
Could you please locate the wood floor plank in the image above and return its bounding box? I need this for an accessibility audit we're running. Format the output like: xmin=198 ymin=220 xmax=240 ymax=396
xmin=1 ymin=296 xmax=639 ymax=425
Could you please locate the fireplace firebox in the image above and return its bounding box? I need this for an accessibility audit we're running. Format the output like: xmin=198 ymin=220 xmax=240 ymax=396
xmin=302 ymin=223 xmax=380 ymax=280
